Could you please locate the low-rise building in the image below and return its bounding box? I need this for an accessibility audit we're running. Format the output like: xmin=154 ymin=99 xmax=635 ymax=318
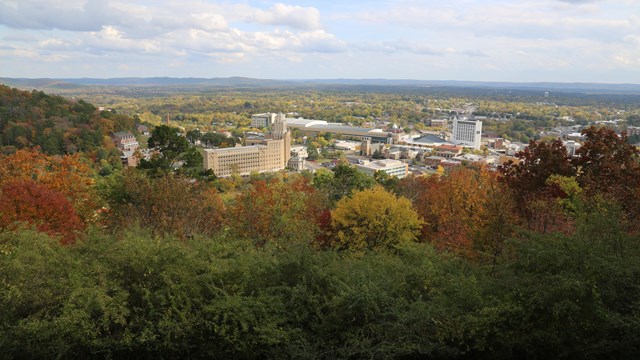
xmin=290 ymin=145 xmax=309 ymax=159
xmin=288 ymin=156 xmax=305 ymax=171
xmin=564 ymin=140 xmax=581 ymax=157
xmin=385 ymin=148 xmax=403 ymax=160
xmin=112 ymin=131 xmax=139 ymax=152
xmin=334 ymin=140 xmax=360 ymax=151
xmin=355 ymin=159 xmax=409 ymax=178
xmin=120 ymin=150 xmax=139 ymax=167
xmin=136 ymin=125 xmax=149 ymax=136
xmin=286 ymin=117 xmax=392 ymax=143
xmin=627 ymin=126 xmax=640 ymax=137
xmin=435 ymin=144 xmax=462 ymax=158
xmin=429 ymin=119 xmax=448 ymax=127
xmin=424 ymin=155 xmax=446 ymax=167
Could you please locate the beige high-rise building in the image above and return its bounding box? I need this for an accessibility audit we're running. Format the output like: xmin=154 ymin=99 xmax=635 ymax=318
xmin=203 ymin=113 xmax=291 ymax=177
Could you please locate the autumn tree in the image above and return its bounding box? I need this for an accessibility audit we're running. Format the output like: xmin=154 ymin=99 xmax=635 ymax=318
xmin=401 ymin=166 xmax=517 ymax=260
xmin=0 ymin=180 xmax=84 ymax=244
xmin=497 ymin=138 xmax=578 ymax=233
xmin=330 ymin=185 xmax=423 ymax=251
xmin=0 ymin=149 xmax=97 ymax=221
xmin=419 ymin=167 xmax=493 ymax=257
xmin=101 ymin=169 xmax=224 ymax=239
xmin=574 ymin=126 xmax=640 ymax=195
xmin=229 ymin=177 xmax=322 ymax=247
xmin=499 ymin=138 xmax=575 ymax=202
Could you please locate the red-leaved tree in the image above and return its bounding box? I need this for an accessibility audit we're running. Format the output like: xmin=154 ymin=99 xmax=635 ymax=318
xmin=0 ymin=180 xmax=84 ymax=244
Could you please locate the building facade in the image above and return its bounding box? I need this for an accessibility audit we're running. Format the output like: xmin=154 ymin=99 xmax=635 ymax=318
xmin=251 ymin=113 xmax=277 ymax=128
xmin=290 ymin=145 xmax=309 ymax=159
xmin=452 ymin=118 xmax=482 ymax=149
xmin=204 ymin=113 xmax=291 ymax=177
xmin=435 ymin=144 xmax=463 ymax=158
xmin=112 ymin=131 xmax=139 ymax=152
xmin=355 ymin=159 xmax=409 ymax=179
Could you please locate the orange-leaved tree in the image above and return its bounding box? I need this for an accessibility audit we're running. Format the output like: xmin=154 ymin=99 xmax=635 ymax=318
xmin=230 ymin=176 xmax=321 ymax=247
xmin=406 ymin=166 xmax=516 ymax=260
xmin=0 ymin=148 xmax=97 ymax=221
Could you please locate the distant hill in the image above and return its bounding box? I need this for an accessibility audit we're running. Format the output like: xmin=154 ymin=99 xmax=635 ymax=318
xmin=3 ymin=77 xmax=640 ymax=94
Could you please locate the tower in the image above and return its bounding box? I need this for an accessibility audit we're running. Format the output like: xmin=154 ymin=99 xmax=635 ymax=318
xmin=272 ymin=113 xmax=286 ymax=140
xmin=270 ymin=113 xmax=291 ymax=165
xmin=361 ymin=137 xmax=372 ymax=156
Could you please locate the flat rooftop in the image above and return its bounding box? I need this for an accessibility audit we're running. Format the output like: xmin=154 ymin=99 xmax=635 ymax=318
xmin=286 ymin=117 xmax=389 ymax=138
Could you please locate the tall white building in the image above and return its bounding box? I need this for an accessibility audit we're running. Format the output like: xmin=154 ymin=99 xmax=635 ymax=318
xmin=452 ymin=118 xmax=482 ymax=149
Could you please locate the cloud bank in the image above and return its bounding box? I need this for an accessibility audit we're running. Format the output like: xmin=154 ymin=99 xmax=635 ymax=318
xmin=0 ymin=0 xmax=638 ymax=82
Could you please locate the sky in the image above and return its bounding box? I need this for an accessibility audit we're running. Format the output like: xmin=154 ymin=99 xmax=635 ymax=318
xmin=0 ymin=0 xmax=639 ymax=83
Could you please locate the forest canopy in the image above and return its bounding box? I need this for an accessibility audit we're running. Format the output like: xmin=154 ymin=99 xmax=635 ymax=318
xmin=1 ymin=85 xmax=640 ymax=359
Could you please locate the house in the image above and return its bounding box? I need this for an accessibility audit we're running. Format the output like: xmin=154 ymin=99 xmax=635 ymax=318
xmin=111 ymin=131 xmax=139 ymax=152
xmin=136 ymin=125 xmax=150 ymax=135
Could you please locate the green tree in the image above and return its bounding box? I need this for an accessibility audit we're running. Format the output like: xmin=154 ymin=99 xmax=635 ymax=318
xmin=186 ymin=129 xmax=202 ymax=144
xmin=313 ymin=164 xmax=376 ymax=204
xmin=306 ymin=142 xmax=319 ymax=160
xmin=140 ymin=125 xmax=201 ymax=174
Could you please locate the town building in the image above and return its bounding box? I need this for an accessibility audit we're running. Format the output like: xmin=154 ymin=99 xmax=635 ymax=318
xmin=424 ymin=155 xmax=446 ymax=167
xmin=111 ymin=131 xmax=140 ymax=167
xmin=251 ymin=113 xmax=277 ymax=128
xmin=434 ymin=144 xmax=463 ymax=158
xmin=334 ymin=140 xmax=360 ymax=152
xmin=286 ymin=117 xmax=392 ymax=143
xmin=429 ymin=119 xmax=448 ymax=127
xmin=452 ymin=118 xmax=482 ymax=149
xmin=290 ymin=145 xmax=309 ymax=159
xmin=564 ymin=140 xmax=581 ymax=157
xmin=627 ymin=126 xmax=640 ymax=137
xmin=203 ymin=113 xmax=291 ymax=177
xmin=355 ymin=159 xmax=409 ymax=179
xmin=287 ymin=156 xmax=305 ymax=171
xmin=401 ymin=133 xmax=452 ymax=148
xmin=111 ymin=131 xmax=139 ymax=152
xmin=360 ymin=137 xmax=387 ymax=157
xmin=120 ymin=150 xmax=140 ymax=167
xmin=136 ymin=124 xmax=150 ymax=136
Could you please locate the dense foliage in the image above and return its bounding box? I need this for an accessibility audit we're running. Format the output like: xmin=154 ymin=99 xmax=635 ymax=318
xmin=2 ymin=87 xmax=640 ymax=358
xmin=0 ymin=85 xmax=130 ymax=173
xmin=1 ymin=221 xmax=639 ymax=359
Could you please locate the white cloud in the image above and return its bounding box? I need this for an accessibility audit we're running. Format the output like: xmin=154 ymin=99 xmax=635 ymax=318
xmin=0 ymin=0 xmax=119 ymax=31
xmin=251 ymin=3 xmax=322 ymax=30
xmin=1 ymin=0 xmax=639 ymax=82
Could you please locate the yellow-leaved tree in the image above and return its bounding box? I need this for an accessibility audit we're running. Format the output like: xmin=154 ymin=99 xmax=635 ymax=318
xmin=330 ymin=185 xmax=423 ymax=251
